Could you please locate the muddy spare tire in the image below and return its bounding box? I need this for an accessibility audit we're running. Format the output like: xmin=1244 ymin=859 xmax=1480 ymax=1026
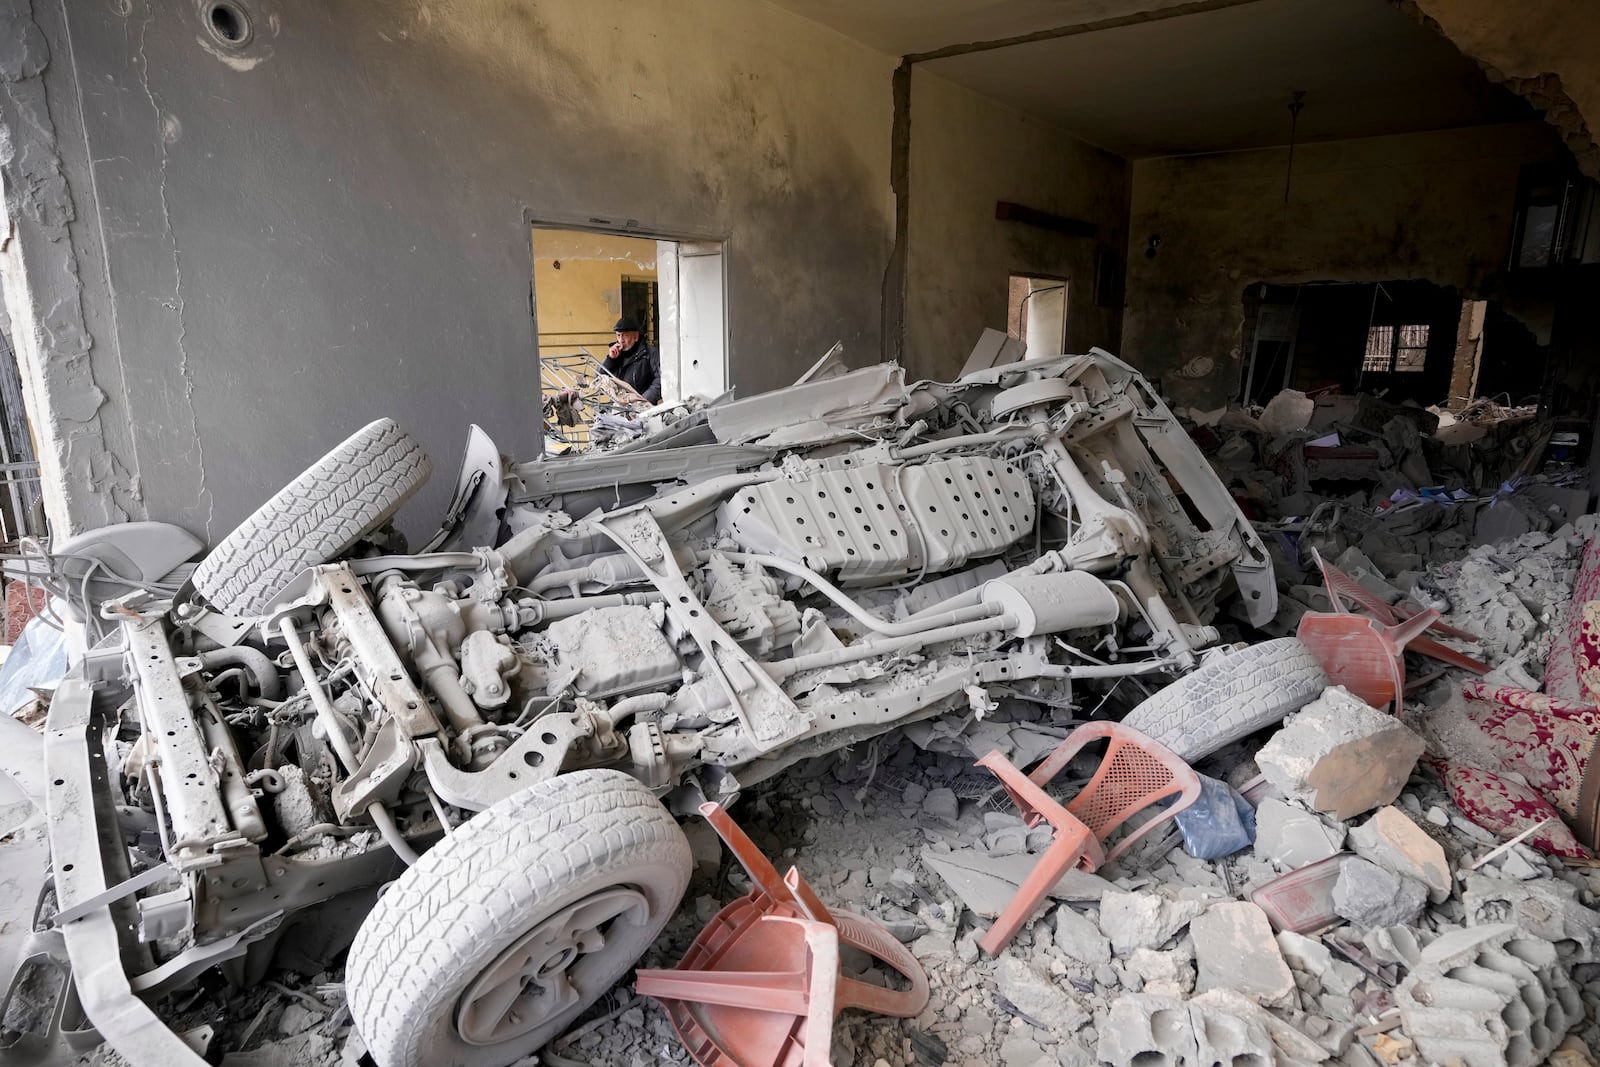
xmin=346 ymin=770 xmax=691 ymax=1067
xmin=191 ymin=418 xmax=431 ymax=616
xmin=1120 ymin=637 xmax=1327 ymax=762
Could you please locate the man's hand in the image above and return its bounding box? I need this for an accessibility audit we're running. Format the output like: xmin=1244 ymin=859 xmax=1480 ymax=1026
xmin=607 ymin=341 xmax=624 ymax=360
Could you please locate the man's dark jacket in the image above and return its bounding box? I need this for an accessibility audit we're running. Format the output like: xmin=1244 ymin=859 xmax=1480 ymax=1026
xmin=600 ymin=338 xmax=662 ymax=404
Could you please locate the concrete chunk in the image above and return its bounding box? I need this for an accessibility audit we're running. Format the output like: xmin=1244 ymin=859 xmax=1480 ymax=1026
xmin=1053 ymin=904 xmax=1112 ymax=966
xmin=1192 ymin=989 xmax=1331 ymax=1065
xmin=1461 ymin=872 xmax=1600 ymax=962
xmin=1125 ymin=948 xmax=1195 ymax=996
xmin=1348 ymin=805 xmax=1452 ymax=903
xmin=1255 ymin=686 xmax=1426 ymax=819
xmin=1097 ymin=891 xmax=1206 ymax=958
xmin=1097 ymin=995 xmax=1199 ymax=1067
xmin=1397 ymin=924 xmax=1583 ymax=1067
xmin=1332 ymin=857 xmax=1428 ymax=929
xmin=1254 ymin=798 xmax=1346 ymax=870
xmin=921 ymin=846 xmax=1112 ymax=919
xmin=1191 ymin=901 xmax=1297 ymax=1007
xmin=1098 ymin=991 xmax=1319 ymax=1067
xmin=994 ymin=955 xmax=1090 ymax=1033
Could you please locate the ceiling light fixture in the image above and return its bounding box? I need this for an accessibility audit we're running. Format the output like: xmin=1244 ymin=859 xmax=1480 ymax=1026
xmin=1284 ymin=90 xmax=1307 ymax=205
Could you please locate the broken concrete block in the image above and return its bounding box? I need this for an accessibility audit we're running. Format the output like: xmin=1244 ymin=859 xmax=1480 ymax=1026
xmin=921 ymin=846 xmax=1111 ymax=919
xmin=1097 ymin=892 xmax=1206 ymax=958
xmin=924 ymin=787 xmax=960 ymax=823
xmin=1332 ymin=857 xmax=1428 ymax=929
xmin=1361 ymin=924 xmax=1422 ymax=970
xmin=1276 ymin=929 xmax=1333 ymax=975
xmin=1190 ymin=901 xmax=1297 ymax=1007
xmin=1053 ymin=905 xmax=1112 ymax=966
xmin=1125 ymin=948 xmax=1195 ymax=997
xmin=1397 ymin=924 xmax=1584 ymax=1067
xmin=1461 ymin=871 xmax=1600 ymax=962
xmin=994 ymin=956 xmax=1089 ymax=1033
xmin=1191 ymin=989 xmax=1330 ymax=1065
xmin=1098 ymin=991 xmax=1316 ymax=1067
xmin=1259 ymin=389 xmax=1316 ymax=435
xmin=997 ymin=1032 xmax=1047 ymax=1066
xmin=1253 ymin=798 xmax=1346 ymax=870
xmin=1255 ymin=686 xmax=1426 ymax=819
xmin=1097 ymin=995 xmax=1199 ymax=1067
xmin=1348 ymin=805 xmax=1451 ymax=903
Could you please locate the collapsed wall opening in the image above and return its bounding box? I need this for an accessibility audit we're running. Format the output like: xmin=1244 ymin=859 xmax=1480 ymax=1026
xmin=1239 ymin=281 xmax=1551 ymax=411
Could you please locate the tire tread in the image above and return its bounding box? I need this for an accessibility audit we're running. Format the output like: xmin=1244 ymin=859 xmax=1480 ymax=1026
xmin=191 ymin=419 xmax=431 ymax=615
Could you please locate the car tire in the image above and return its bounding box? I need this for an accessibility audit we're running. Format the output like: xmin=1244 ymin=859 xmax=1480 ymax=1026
xmin=346 ymin=770 xmax=691 ymax=1067
xmin=191 ymin=418 xmax=431 ymax=616
xmin=1120 ymin=638 xmax=1327 ymax=761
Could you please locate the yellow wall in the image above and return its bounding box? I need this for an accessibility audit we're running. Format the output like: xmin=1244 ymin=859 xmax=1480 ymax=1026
xmin=533 ymin=230 xmax=658 ymax=348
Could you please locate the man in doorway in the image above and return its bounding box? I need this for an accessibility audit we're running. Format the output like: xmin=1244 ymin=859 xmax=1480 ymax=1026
xmin=600 ymin=316 xmax=662 ymax=404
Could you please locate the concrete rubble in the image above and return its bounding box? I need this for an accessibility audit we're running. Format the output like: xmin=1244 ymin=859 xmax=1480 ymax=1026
xmin=1256 ymin=686 xmax=1426 ymax=819
xmin=1190 ymin=901 xmax=1297 ymax=1007
xmin=1348 ymin=805 xmax=1454 ymax=903
xmin=1333 ymin=857 xmax=1430 ymax=929
xmin=8 ymin=378 xmax=1597 ymax=1067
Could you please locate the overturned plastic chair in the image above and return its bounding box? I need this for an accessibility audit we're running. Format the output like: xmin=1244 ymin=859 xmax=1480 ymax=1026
xmin=975 ymin=721 xmax=1202 ymax=956
xmin=1297 ymin=548 xmax=1487 ymax=714
xmin=635 ymin=802 xmax=928 ymax=1067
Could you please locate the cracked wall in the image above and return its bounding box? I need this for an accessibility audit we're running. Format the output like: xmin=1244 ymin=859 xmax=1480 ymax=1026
xmin=1120 ymin=122 xmax=1565 ymax=410
xmin=1 ymin=0 xmax=896 ymax=540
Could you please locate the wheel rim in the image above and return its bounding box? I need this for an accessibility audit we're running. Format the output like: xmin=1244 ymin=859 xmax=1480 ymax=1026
xmin=456 ymin=886 xmax=649 ymax=1046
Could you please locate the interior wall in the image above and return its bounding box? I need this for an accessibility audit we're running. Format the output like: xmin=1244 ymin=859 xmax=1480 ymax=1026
xmin=903 ymin=68 xmax=1130 ymax=384
xmin=532 ymin=232 xmax=658 ymax=346
xmin=1121 ymin=121 xmax=1565 ymax=410
xmin=0 ymin=0 xmax=895 ymax=541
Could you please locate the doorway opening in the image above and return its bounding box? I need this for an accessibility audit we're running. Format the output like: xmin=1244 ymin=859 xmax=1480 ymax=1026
xmin=531 ymin=226 xmax=727 ymax=452
xmin=1007 ymin=275 xmax=1069 ymax=360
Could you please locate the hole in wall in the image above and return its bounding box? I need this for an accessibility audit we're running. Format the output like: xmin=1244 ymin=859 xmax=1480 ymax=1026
xmin=206 ymin=2 xmax=252 ymax=47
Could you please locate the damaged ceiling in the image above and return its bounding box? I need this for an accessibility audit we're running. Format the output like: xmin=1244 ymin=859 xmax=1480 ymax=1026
xmin=775 ymin=0 xmax=1534 ymax=156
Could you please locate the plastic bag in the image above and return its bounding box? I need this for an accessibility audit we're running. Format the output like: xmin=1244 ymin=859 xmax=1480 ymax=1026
xmin=1174 ymin=773 xmax=1256 ymax=860
xmin=0 ymin=615 xmax=70 ymax=717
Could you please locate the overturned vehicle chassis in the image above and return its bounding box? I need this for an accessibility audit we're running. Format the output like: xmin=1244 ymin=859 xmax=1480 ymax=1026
xmin=27 ymin=350 xmax=1278 ymax=1067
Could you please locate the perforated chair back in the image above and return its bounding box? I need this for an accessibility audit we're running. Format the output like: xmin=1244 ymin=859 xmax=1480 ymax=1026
xmin=1056 ymin=722 xmax=1200 ymax=864
xmin=973 ymin=721 xmax=1201 ymax=955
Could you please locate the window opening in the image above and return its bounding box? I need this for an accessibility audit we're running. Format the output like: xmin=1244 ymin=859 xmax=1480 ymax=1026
xmin=531 ymin=227 xmax=726 ymax=454
xmin=1363 ymin=323 xmax=1429 ymax=374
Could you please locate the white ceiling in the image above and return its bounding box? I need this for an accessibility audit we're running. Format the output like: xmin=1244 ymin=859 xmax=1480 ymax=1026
xmin=770 ymin=0 xmax=1529 ymax=157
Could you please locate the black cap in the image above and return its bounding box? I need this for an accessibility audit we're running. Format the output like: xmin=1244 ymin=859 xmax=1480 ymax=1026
xmin=613 ymin=316 xmax=641 ymax=333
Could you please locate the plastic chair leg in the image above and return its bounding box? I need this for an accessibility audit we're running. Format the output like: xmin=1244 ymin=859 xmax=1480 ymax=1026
xmin=977 ymin=830 xmax=1091 ymax=956
xmin=974 ymin=750 xmax=1093 ymax=955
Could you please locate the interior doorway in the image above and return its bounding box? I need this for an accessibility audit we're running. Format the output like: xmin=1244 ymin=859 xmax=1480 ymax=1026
xmin=531 ymin=226 xmax=727 ymax=451
xmin=1006 ymin=275 xmax=1069 ymax=360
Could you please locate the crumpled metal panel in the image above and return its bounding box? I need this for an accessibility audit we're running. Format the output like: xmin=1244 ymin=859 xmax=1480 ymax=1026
xmin=720 ymin=456 xmax=1035 ymax=582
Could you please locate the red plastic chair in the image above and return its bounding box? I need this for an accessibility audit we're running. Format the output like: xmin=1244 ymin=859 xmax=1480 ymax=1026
xmin=1298 ymin=549 xmax=1488 ymax=714
xmin=1312 ymin=549 xmax=1489 ymax=673
xmin=635 ymin=803 xmax=928 ymax=1067
xmin=1296 ymin=609 xmax=1439 ymax=714
xmin=974 ymin=722 xmax=1202 ymax=955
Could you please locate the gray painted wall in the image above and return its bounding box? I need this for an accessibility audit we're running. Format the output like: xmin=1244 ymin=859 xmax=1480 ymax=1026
xmin=905 ymin=68 xmax=1130 ymax=383
xmin=3 ymin=0 xmax=896 ymax=541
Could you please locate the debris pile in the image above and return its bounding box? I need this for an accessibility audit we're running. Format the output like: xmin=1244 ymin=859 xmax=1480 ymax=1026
xmin=554 ymin=705 xmax=1600 ymax=1067
xmin=1190 ymin=388 xmax=1590 ymax=609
